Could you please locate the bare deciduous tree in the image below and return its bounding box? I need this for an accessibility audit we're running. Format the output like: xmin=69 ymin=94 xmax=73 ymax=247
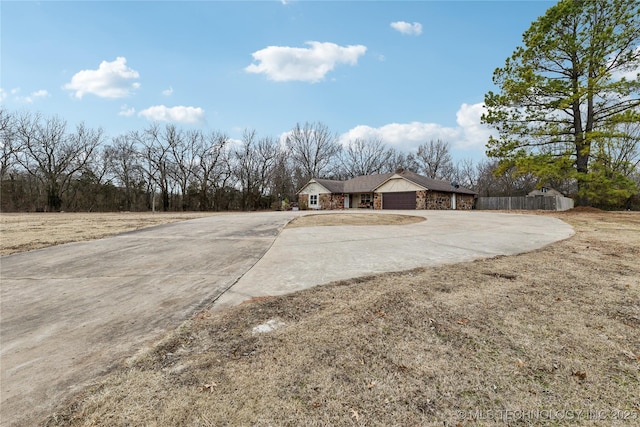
xmin=66 ymin=143 xmax=116 ymax=211
xmin=596 ymin=121 xmax=640 ymax=179
xmin=134 ymin=123 xmax=176 ymax=211
xmin=13 ymin=112 xmax=103 ymax=211
xmin=234 ymin=129 xmax=278 ymax=210
xmin=193 ymin=130 xmax=229 ymax=211
xmin=286 ymin=122 xmax=341 ymax=182
xmin=0 ymin=108 xmax=17 ymax=181
xmin=451 ymin=158 xmax=478 ymax=190
xmin=341 ymin=137 xmax=393 ymax=177
xmin=475 ymin=159 xmax=537 ymax=197
xmin=382 ymin=149 xmax=419 ymax=173
xmin=270 ymin=148 xmax=296 ymax=206
xmin=105 ymin=135 xmax=145 ymax=211
xmin=169 ymin=129 xmax=199 ymax=211
xmin=415 ymin=139 xmax=454 ymax=180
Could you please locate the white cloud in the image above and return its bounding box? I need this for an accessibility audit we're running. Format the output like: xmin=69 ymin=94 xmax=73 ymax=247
xmin=245 ymin=41 xmax=367 ymax=82
xmin=610 ymin=47 xmax=640 ymax=81
xmin=339 ymin=103 xmax=495 ymax=153
xmin=613 ymin=68 xmax=639 ymax=81
xmin=390 ymin=21 xmax=423 ymax=36
xmin=25 ymin=89 xmax=50 ymax=103
xmin=138 ymin=105 xmax=205 ymax=124
xmin=31 ymin=89 xmax=49 ymax=99
xmin=118 ymin=105 xmax=136 ymax=117
xmin=455 ymin=103 xmax=495 ymax=149
xmin=1 ymin=87 xmax=19 ymax=102
xmin=63 ymin=57 xmax=140 ymax=99
xmin=162 ymin=86 xmax=174 ymax=96
xmin=11 ymin=88 xmax=50 ymax=104
xmin=340 ymin=122 xmax=457 ymax=150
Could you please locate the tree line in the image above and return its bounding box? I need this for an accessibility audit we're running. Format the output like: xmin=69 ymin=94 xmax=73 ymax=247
xmin=3 ymin=108 xmax=593 ymax=212
xmin=3 ymin=1 xmax=640 ymax=212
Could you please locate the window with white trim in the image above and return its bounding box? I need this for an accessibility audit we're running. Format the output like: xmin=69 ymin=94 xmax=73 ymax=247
xmin=360 ymin=193 xmax=372 ymax=204
xmin=309 ymin=194 xmax=318 ymax=205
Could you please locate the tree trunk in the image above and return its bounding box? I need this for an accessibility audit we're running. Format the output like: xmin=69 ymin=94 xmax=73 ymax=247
xmin=47 ymin=182 xmax=62 ymax=211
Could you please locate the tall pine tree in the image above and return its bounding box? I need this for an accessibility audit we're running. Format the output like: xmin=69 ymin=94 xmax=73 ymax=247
xmin=483 ymin=0 xmax=640 ymax=206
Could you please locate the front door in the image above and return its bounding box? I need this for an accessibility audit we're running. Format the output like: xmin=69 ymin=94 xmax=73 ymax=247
xmin=344 ymin=194 xmax=349 ymax=209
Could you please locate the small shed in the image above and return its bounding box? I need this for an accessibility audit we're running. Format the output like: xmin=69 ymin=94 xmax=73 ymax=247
xmin=527 ymin=187 xmax=564 ymax=197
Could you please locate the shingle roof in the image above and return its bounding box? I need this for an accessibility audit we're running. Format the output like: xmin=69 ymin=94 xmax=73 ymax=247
xmin=343 ymin=173 xmax=394 ymax=193
xmin=397 ymin=170 xmax=477 ymax=195
xmin=314 ymin=178 xmax=344 ymax=193
xmin=305 ymin=171 xmax=477 ymax=195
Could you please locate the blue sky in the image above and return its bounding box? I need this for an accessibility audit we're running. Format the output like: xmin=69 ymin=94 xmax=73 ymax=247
xmin=1 ymin=0 xmax=555 ymax=163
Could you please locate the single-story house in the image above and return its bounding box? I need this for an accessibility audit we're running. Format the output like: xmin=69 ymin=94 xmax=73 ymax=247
xmin=297 ymin=170 xmax=477 ymax=210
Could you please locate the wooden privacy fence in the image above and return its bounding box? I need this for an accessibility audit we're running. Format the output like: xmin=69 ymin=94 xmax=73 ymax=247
xmin=477 ymin=195 xmax=574 ymax=211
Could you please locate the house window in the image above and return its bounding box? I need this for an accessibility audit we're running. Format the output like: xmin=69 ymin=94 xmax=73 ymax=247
xmin=309 ymin=194 xmax=318 ymax=205
xmin=357 ymin=193 xmax=372 ymax=208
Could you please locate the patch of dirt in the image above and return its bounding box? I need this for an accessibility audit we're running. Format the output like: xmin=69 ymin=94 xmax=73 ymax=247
xmin=42 ymin=211 xmax=640 ymax=426
xmin=0 ymin=212 xmax=218 ymax=256
xmin=287 ymin=213 xmax=425 ymax=228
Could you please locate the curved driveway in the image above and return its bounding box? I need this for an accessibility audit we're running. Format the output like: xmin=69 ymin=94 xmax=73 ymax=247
xmin=0 ymin=210 xmax=573 ymax=426
xmin=215 ymin=211 xmax=574 ymax=307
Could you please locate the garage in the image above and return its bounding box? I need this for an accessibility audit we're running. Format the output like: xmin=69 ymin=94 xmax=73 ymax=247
xmin=382 ymin=191 xmax=416 ymax=209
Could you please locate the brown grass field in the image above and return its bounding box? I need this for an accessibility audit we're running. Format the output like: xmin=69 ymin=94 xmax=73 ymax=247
xmin=287 ymin=213 xmax=426 ymax=228
xmin=2 ymin=210 xmax=639 ymax=426
xmin=0 ymin=212 xmax=219 ymax=256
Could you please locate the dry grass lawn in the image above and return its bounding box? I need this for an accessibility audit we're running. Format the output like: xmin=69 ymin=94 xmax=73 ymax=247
xmin=10 ymin=210 xmax=640 ymax=426
xmin=287 ymin=213 xmax=425 ymax=228
xmin=0 ymin=212 xmax=218 ymax=256
xmin=0 ymin=212 xmax=419 ymax=256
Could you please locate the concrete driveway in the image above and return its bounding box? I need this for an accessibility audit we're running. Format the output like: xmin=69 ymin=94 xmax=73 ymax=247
xmin=0 ymin=210 xmax=573 ymax=426
xmin=0 ymin=211 xmax=299 ymax=427
xmin=215 ymin=210 xmax=575 ymax=307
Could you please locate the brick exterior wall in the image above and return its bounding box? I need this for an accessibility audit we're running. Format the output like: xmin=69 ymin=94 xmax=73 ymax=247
xmin=298 ymin=193 xmax=308 ymax=209
xmin=456 ymin=194 xmax=475 ymax=210
xmin=424 ymin=192 xmax=475 ymax=210
xmin=319 ymin=193 xmax=331 ymax=209
xmin=416 ymin=190 xmax=427 ymax=210
xmin=303 ymin=190 xmax=474 ymax=210
xmin=319 ymin=193 xmax=344 ymax=210
xmin=426 ymin=191 xmax=452 ymax=209
xmin=373 ymin=192 xmax=382 ymax=210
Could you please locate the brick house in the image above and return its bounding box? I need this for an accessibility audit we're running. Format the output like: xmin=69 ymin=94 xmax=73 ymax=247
xmin=298 ymin=170 xmax=477 ymax=210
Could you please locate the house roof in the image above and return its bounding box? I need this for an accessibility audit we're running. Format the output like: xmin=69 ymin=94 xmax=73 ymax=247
xmin=343 ymin=173 xmax=394 ymax=193
xmin=527 ymin=187 xmax=564 ymax=197
xmin=313 ymin=178 xmax=344 ymax=193
xmin=311 ymin=174 xmax=395 ymax=193
xmin=397 ymin=170 xmax=477 ymax=195
xmin=301 ymin=171 xmax=477 ymax=195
